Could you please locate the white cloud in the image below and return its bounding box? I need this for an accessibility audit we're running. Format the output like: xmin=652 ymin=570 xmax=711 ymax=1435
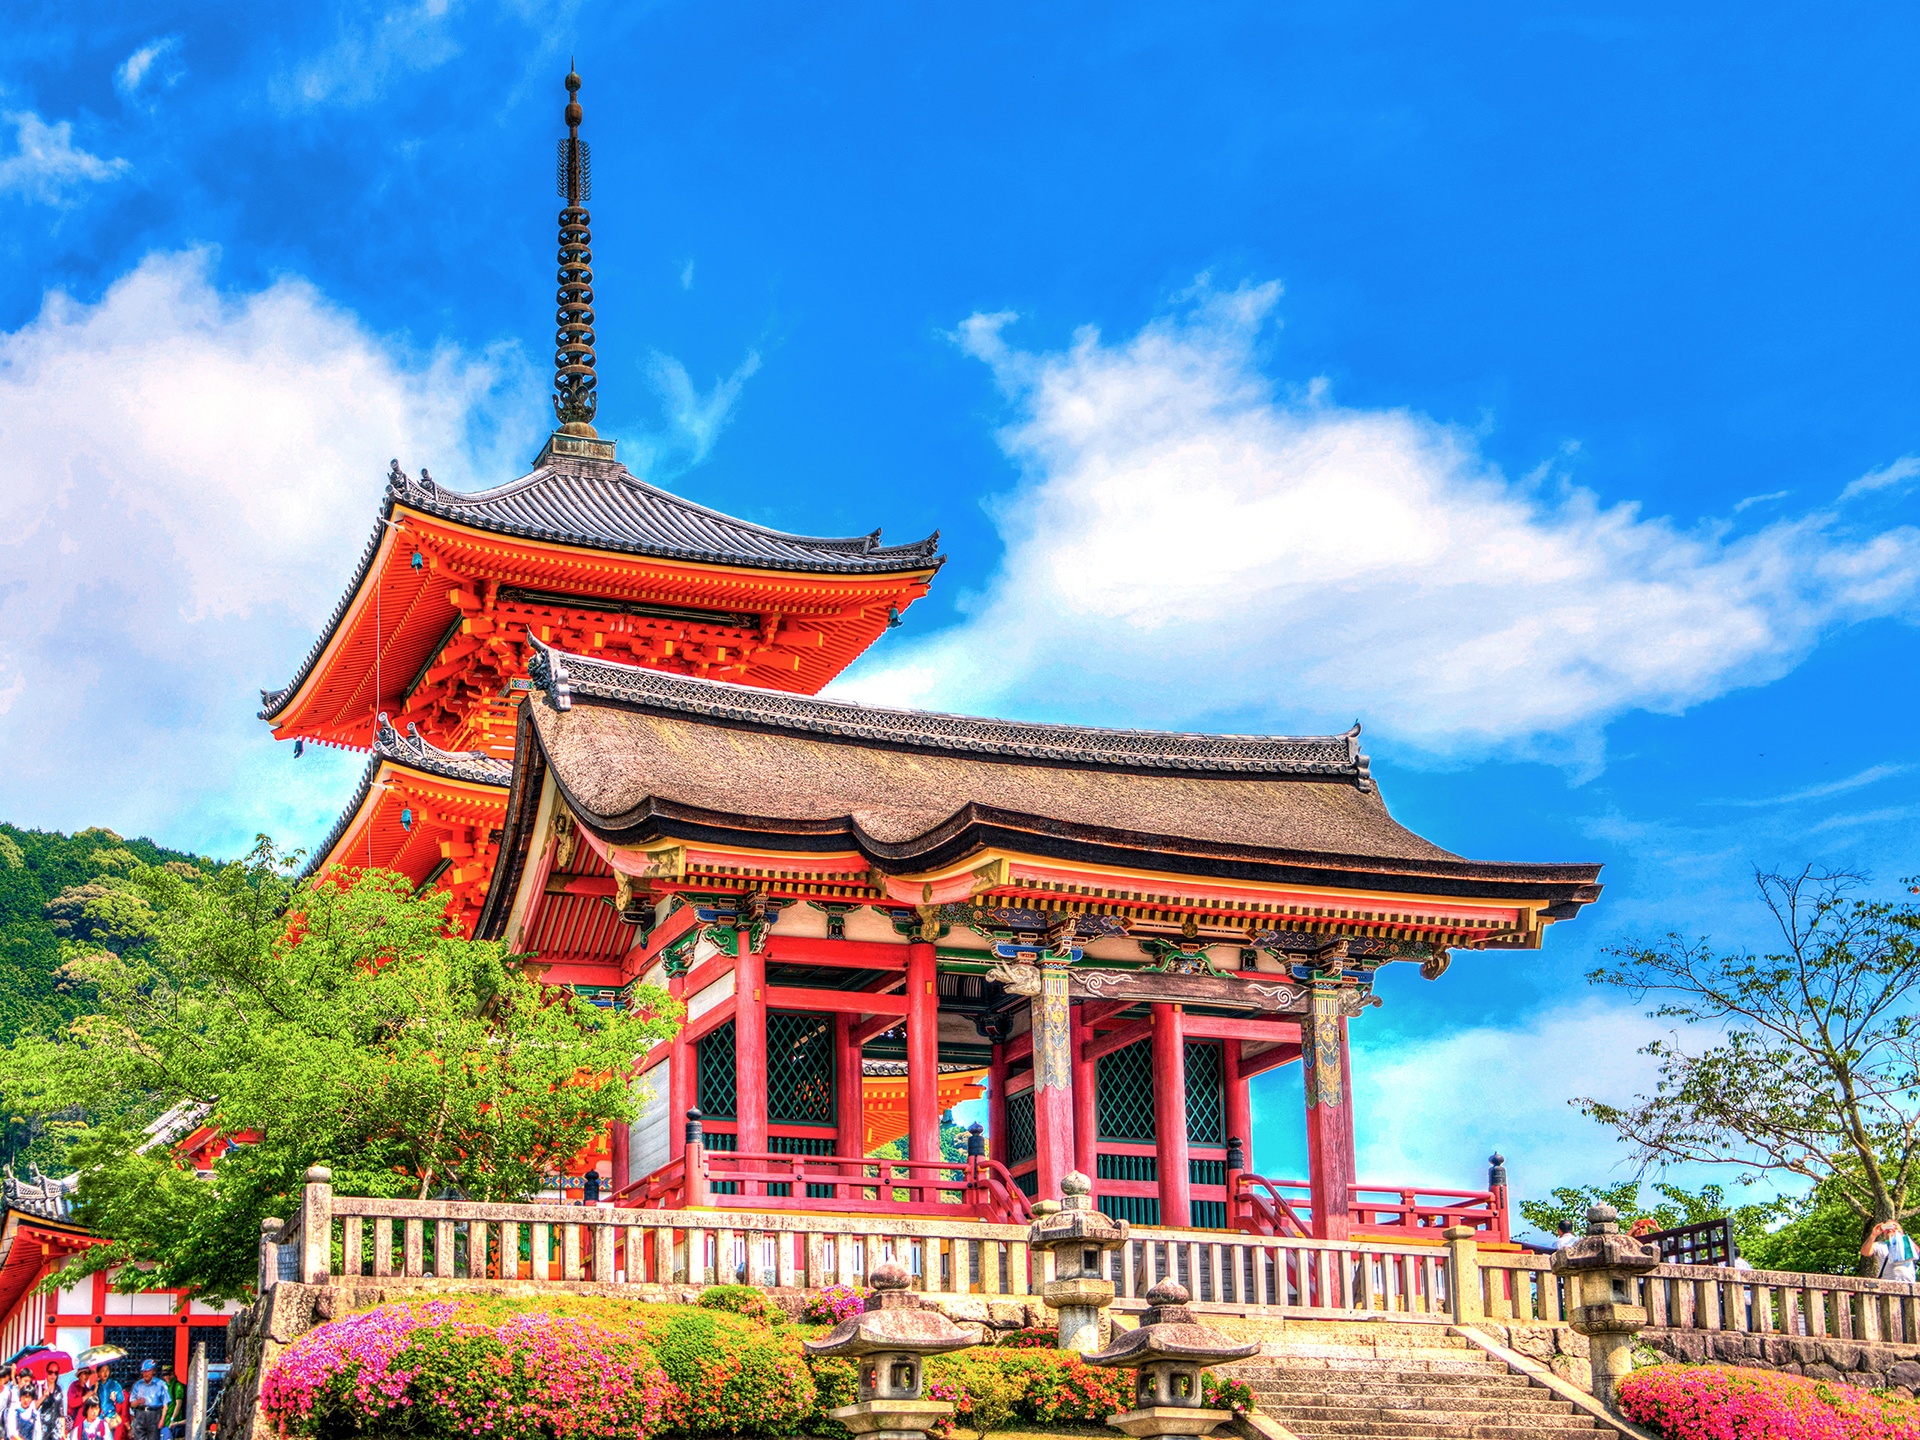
xmin=619 ymin=348 xmax=762 ymax=478
xmin=0 ymin=248 xmax=539 ymax=854
xmin=114 ymin=36 xmax=186 ymax=105
xmin=833 ymin=282 xmax=1920 ymax=771
xmin=680 ymin=261 xmax=695 ymax=291
xmin=1841 ymin=455 xmax=1920 ymax=502
xmin=1714 ymin=763 xmax=1912 ymax=808
xmin=1351 ymin=999 xmax=1683 ymax=1228
xmin=1732 ymin=489 xmax=1789 ymax=513
xmin=0 ymin=111 xmax=129 ymax=205
xmin=270 ymin=0 xmax=466 ymax=111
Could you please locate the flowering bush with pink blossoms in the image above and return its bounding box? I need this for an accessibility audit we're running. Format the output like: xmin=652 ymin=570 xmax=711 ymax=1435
xmin=1618 ymin=1364 xmax=1920 ymax=1440
xmin=262 ymin=1300 xmax=674 ymax=1440
xmin=802 ymin=1283 xmax=871 ymax=1323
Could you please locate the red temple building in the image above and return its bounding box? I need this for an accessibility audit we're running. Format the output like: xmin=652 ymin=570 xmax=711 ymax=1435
xmin=279 ymin=69 xmax=1604 ymax=1244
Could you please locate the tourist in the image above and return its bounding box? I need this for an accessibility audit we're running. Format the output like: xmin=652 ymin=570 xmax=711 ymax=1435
xmin=156 ymin=1365 xmax=181 ymax=1440
xmin=5 ymin=1378 xmax=36 ymax=1440
xmin=1863 ymin=1219 xmax=1918 ymax=1282
xmin=94 ymin=1369 xmax=123 ymax=1440
xmin=126 ymin=1363 xmax=167 ymax=1440
xmin=63 ymin=1369 xmax=92 ymax=1436
xmin=1553 ymin=1221 xmax=1577 ymax=1251
xmin=75 ymin=1402 xmax=108 ymax=1440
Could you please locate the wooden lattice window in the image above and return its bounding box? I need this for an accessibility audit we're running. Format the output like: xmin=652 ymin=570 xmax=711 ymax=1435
xmin=1006 ymin=1087 xmax=1037 ymax=1163
xmin=767 ymin=1011 xmax=834 ymax=1125
xmin=1189 ymin=1158 xmax=1226 ymax=1187
xmin=1184 ymin=1040 xmax=1223 ymax=1145
xmin=698 ymin=1020 xmax=737 ymax=1119
xmin=1097 ymin=1152 xmax=1158 ymax=1182
xmin=1098 ymin=1194 xmax=1160 ymax=1225
xmin=1097 ymin=1039 xmax=1156 ymax=1141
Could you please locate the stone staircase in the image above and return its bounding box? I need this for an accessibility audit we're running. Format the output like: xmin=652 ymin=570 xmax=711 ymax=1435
xmin=1219 ymin=1322 xmax=1621 ymax=1440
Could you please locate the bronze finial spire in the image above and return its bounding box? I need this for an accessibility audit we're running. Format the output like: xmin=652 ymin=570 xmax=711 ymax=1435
xmin=553 ymin=64 xmax=597 ymax=436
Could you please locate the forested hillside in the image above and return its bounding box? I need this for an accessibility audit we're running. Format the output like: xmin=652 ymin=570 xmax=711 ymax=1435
xmin=0 ymin=823 xmax=212 ymax=1041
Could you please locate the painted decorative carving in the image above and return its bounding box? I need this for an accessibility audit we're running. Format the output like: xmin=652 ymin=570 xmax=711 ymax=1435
xmin=985 ymin=962 xmax=1043 ymax=996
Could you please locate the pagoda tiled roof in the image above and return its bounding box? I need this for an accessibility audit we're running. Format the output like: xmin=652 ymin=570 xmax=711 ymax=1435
xmin=259 ymin=455 xmax=942 ymax=722
xmin=302 ymin=715 xmax=511 ymax=878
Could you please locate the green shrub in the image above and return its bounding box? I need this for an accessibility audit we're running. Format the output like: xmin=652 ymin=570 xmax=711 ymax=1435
xmin=697 ymin=1284 xmax=785 ymax=1324
xmin=646 ymin=1308 xmax=817 ymax=1436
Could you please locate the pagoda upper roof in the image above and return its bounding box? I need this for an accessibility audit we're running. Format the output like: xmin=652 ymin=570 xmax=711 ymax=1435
xmin=259 ymin=453 xmax=943 ymax=726
xmin=476 ymin=640 xmax=1603 ymax=943
xmin=304 ymin=714 xmax=512 ymax=878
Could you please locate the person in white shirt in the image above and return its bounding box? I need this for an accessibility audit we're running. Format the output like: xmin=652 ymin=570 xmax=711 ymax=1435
xmin=1861 ymin=1219 xmax=1918 ymax=1282
xmin=1553 ymin=1221 xmax=1578 ymax=1251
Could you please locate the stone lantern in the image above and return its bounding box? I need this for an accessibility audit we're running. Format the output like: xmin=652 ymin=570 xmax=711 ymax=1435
xmin=1085 ymin=1280 xmax=1258 ymax=1439
xmin=1551 ymin=1203 xmax=1659 ymax=1410
xmin=1029 ymin=1171 xmax=1130 ymax=1352
xmin=803 ymin=1263 xmax=978 ymax=1440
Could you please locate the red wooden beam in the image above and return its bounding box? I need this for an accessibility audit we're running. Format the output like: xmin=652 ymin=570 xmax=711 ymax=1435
xmin=850 ymin=1013 xmax=903 ymax=1048
xmin=545 ymin=875 xmax=616 ymax=897
xmin=1182 ymin=1016 xmax=1303 ymax=1044
xmin=680 ymin=953 xmax=735 ymax=999
xmin=1079 ymin=999 xmax=1137 ymax=1031
xmin=1238 ymin=1042 xmax=1301 ymax=1079
xmin=766 ymin=935 xmax=908 ymax=969
xmin=628 ymin=905 xmax=699 ymax=970
xmin=1003 ymin=1030 xmax=1033 ymax=1065
xmin=765 ymin=986 xmax=908 ymax=1017
xmin=1081 ymin=1017 xmax=1154 ymax=1064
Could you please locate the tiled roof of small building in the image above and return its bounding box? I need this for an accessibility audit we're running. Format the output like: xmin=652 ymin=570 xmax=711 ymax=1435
xmin=302 ymin=715 xmax=512 ymax=878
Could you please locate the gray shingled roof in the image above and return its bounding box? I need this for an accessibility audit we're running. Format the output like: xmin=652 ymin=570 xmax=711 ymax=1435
xmin=526 ymin=638 xmax=1373 ymax=782
xmin=259 ymin=457 xmax=943 ymax=722
xmin=393 ymin=460 xmax=942 ymax=573
xmin=301 ymin=714 xmax=512 ymax=878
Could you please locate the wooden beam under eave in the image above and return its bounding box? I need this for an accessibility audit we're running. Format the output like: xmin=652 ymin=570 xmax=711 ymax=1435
xmin=765 ymin=935 xmax=908 ymax=969
xmin=764 ymin=986 xmax=908 ymax=1017
xmin=1003 ymin=1029 xmax=1034 ymax=1065
xmin=1081 ymin=1017 xmax=1155 ymax=1064
xmin=849 ymin=1012 xmax=902 ymax=1048
xmin=681 ymin=996 xmax=738 ymax=1048
xmin=1181 ymin=1016 xmax=1303 ymax=1045
xmin=1238 ymin=1042 xmax=1302 ymax=1080
xmin=1079 ymin=998 xmax=1137 ymax=1031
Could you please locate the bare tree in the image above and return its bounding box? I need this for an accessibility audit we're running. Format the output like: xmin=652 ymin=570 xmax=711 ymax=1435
xmin=1579 ymin=868 xmax=1920 ymax=1235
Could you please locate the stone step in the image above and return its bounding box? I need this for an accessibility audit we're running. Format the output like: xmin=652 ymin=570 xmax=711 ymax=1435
xmin=1262 ymin=1335 xmax=1476 ymax=1354
xmin=1257 ymin=1389 xmax=1574 ymax=1413
xmin=1249 ymin=1356 xmax=1514 ymax=1375
xmin=1234 ymin=1368 xmax=1535 ymax=1391
xmin=1270 ymin=1400 xmax=1587 ymax=1424
xmin=1274 ymin=1420 xmax=1602 ymax=1439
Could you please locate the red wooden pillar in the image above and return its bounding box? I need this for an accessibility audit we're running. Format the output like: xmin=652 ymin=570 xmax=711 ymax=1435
xmin=988 ymin=1042 xmax=1009 ymax=1166
xmin=1031 ymin=959 xmax=1074 ymax=1202
xmin=736 ymin=928 xmax=768 ymax=1167
xmin=1070 ymin=1002 xmax=1097 ymax=1177
xmin=906 ymin=941 xmax=939 ymax=1164
xmin=1223 ymin=1039 xmax=1252 ymax=1171
xmin=1152 ymin=1004 xmax=1192 ymax=1228
xmin=1338 ymin=1017 xmax=1357 ymax=1190
xmin=835 ymin=1011 xmax=864 ymax=1161
xmin=668 ymin=970 xmax=691 ymax=1160
xmin=610 ymin=1117 xmax=628 ymax=1194
xmin=1302 ymin=985 xmax=1352 ymax=1240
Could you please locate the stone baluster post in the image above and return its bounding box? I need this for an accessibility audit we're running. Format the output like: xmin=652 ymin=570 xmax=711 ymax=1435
xmin=300 ymin=1165 xmax=333 ymax=1286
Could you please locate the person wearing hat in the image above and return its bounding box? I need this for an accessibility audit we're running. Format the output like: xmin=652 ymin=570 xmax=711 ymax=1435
xmin=128 ymin=1362 xmax=168 ymax=1440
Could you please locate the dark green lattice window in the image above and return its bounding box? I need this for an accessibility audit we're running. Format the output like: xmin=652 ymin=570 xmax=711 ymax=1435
xmin=767 ymin=1011 xmax=835 ymax=1125
xmin=1184 ymin=1040 xmax=1223 ymax=1145
xmin=1097 ymin=1153 xmax=1158 ymax=1182
xmin=703 ymin=1130 xmax=738 ymax=1194
xmin=698 ymin=1020 xmax=737 ymax=1119
xmin=1006 ymin=1088 xmax=1037 ymax=1164
xmin=1189 ymin=1158 xmax=1226 ymax=1187
xmin=1099 ymin=1194 xmax=1160 ymax=1225
xmin=1192 ymin=1199 xmax=1228 ymax=1229
xmin=1097 ymin=1039 xmax=1156 ymax=1141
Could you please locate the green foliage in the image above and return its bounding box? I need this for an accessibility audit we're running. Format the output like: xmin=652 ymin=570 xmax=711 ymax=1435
xmin=697 ymin=1284 xmax=785 ymax=1323
xmin=1579 ymin=869 xmax=1920 ymax=1231
xmin=962 ymin=1368 xmax=1020 ymax=1438
xmin=1744 ymin=1176 xmax=1877 ymax=1275
xmin=646 ymin=1308 xmax=816 ymax=1436
xmin=924 ymin=1348 xmax=1137 ymax=1428
xmin=1520 ymin=1181 xmax=1792 ymax=1253
xmin=0 ymin=838 xmax=677 ymax=1302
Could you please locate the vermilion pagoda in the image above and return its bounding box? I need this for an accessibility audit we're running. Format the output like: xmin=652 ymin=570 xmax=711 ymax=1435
xmin=280 ymin=69 xmax=1602 ymax=1243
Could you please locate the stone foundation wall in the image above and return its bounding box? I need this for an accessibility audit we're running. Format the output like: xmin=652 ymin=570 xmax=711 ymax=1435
xmin=1471 ymin=1322 xmax=1593 ymax=1391
xmin=1644 ymin=1327 xmax=1920 ymax=1395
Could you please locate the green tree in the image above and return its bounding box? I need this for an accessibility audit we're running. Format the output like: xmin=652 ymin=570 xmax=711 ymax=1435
xmin=1519 ymin=1180 xmax=1789 ymax=1252
xmin=1577 ymin=869 xmax=1920 ymax=1247
xmin=0 ymin=839 xmax=678 ymax=1302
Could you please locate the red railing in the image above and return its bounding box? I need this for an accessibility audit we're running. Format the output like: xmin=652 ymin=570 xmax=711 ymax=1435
xmin=615 ymin=1149 xmax=1033 ymax=1224
xmin=1231 ymin=1174 xmax=1508 ymax=1243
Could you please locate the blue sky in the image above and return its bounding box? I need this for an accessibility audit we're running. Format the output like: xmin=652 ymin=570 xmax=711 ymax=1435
xmin=3 ymin=2 xmax=1918 ymax=1229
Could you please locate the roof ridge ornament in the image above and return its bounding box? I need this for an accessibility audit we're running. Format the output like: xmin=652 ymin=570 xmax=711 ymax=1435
xmin=552 ymin=64 xmax=598 ymax=439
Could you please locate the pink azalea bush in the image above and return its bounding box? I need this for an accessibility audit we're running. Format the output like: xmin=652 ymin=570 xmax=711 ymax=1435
xmin=803 ymin=1283 xmax=871 ymax=1323
xmin=1618 ymin=1364 xmax=1920 ymax=1440
xmin=262 ymin=1301 xmax=674 ymax=1439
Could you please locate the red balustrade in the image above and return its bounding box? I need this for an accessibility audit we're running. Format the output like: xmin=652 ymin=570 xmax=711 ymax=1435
xmin=1230 ymin=1173 xmax=1508 ymax=1243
